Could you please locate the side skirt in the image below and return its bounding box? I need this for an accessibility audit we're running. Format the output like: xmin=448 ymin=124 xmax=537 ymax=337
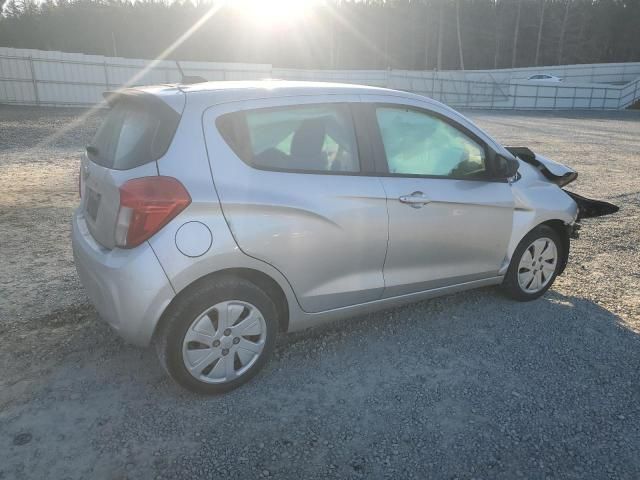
xmin=288 ymin=276 xmax=504 ymax=333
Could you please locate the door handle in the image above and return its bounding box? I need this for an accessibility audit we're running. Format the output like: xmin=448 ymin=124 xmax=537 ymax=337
xmin=399 ymin=191 xmax=431 ymax=208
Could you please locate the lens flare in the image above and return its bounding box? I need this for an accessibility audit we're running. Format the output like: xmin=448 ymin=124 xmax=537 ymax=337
xmin=233 ymin=0 xmax=318 ymax=28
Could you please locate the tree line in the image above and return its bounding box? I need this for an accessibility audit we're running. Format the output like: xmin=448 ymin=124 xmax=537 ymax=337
xmin=1 ymin=0 xmax=638 ymax=71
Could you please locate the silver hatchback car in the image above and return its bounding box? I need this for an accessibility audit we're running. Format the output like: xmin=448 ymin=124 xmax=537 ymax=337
xmin=73 ymin=81 xmax=616 ymax=393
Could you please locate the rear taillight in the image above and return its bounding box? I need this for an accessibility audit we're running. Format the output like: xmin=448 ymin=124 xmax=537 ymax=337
xmin=115 ymin=176 xmax=191 ymax=248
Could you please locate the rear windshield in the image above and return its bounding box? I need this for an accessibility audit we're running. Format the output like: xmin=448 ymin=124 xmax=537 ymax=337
xmin=88 ymin=97 xmax=180 ymax=170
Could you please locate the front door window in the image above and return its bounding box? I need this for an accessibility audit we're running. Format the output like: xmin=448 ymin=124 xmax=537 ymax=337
xmin=376 ymin=107 xmax=486 ymax=179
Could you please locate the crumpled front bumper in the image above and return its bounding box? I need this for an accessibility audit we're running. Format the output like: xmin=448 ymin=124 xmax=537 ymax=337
xmin=563 ymin=190 xmax=620 ymax=220
xmin=506 ymin=145 xmax=619 ymax=221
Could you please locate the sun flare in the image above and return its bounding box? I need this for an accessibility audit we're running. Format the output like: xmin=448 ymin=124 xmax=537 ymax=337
xmin=233 ymin=0 xmax=319 ymax=28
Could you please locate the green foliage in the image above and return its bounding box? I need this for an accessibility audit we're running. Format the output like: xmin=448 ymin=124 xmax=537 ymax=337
xmin=0 ymin=0 xmax=638 ymax=69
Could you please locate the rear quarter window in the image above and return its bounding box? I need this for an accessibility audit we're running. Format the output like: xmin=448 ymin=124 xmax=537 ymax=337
xmin=88 ymin=96 xmax=180 ymax=170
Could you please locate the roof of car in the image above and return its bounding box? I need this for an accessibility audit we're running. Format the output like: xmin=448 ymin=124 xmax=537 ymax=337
xmin=180 ymin=79 xmax=393 ymax=95
xmin=133 ymin=80 xmax=428 ymax=104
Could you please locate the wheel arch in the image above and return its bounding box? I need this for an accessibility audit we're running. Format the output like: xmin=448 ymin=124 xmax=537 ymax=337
xmin=153 ymin=267 xmax=290 ymax=343
xmin=539 ymin=219 xmax=571 ymax=275
xmin=508 ymin=219 xmax=570 ymax=276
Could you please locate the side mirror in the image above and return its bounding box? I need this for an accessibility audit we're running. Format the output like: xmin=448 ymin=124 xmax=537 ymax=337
xmin=495 ymin=154 xmax=519 ymax=179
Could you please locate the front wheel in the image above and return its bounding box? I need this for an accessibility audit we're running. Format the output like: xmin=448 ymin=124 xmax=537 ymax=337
xmin=155 ymin=276 xmax=279 ymax=394
xmin=502 ymin=225 xmax=563 ymax=301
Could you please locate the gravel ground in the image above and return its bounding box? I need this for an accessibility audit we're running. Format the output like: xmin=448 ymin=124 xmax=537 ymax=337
xmin=0 ymin=105 xmax=639 ymax=479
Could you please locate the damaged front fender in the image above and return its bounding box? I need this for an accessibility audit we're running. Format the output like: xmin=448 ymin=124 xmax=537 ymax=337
xmin=506 ymin=146 xmax=577 ymax=187
xmin=505 ymin=146 xmax=619 ymax=220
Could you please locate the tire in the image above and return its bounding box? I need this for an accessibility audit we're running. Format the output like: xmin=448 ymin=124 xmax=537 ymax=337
xmin=155 ymin=275 xmax=279 ymax=394
xmin=502 ymin=225 xmax=563 ymax=302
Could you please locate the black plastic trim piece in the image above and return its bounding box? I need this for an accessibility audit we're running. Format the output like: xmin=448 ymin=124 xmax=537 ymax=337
xmin=349 ymin=103 xmax=377 ymax=174
xmin=564 ymin=190 xmax=619 ymax=220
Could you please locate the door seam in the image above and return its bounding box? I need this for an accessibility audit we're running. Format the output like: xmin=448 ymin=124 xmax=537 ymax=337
xmin=377 ymin=177 xmax=391 ymax=300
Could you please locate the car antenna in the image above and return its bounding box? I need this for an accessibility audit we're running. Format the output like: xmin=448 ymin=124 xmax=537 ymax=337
xmin=175 ymin=60 xmax=207 ymax=85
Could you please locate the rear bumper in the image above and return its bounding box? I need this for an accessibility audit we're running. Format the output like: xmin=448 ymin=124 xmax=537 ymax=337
xmin=72 ymin=210 xmax=175 ymax=346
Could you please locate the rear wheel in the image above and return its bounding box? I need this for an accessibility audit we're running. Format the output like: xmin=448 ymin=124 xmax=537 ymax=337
xmin=155 ymin=276 xmax=278 ymax=393
xmin=502 ymin=225 xmax=562 ymax=301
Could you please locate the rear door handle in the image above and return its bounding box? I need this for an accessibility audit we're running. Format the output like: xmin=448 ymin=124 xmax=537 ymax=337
xmin=399 ymin=191 xmax=431 ymax=208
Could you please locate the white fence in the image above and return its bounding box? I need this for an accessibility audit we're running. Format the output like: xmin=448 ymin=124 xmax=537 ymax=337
xmin=1 ymin=47 xmax=639 ymax=110
xmin=388 ymin=70 xmax=640 ymax=110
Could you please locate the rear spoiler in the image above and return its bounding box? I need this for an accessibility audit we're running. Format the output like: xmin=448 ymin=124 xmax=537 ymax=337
xmin=103 ymin=89 xmax=175 ymax=111
xmin=102 ymin=89 xmax=181 ymax=129
xmin=506 ymin=146 xmax=619 ymax=220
